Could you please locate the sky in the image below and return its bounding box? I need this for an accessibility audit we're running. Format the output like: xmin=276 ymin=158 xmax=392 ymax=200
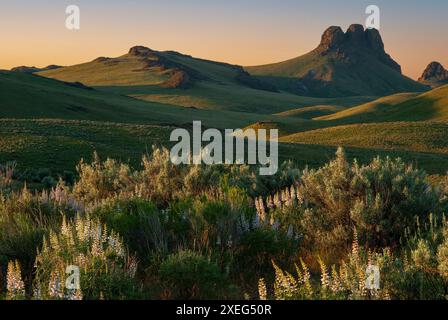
xmin=0 ymin=0 xmax=447 ymax=79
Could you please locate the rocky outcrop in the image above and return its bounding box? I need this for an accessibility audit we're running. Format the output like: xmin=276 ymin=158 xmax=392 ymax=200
xmin=419 ymin=62 xmax=448 ymax=87
xmin=128 ymin=46 xmax=155 ymax=57
xmin=315 ymin=24 xmax=401 ymax=73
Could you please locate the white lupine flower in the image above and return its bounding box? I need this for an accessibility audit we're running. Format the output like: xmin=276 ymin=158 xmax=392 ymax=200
xmin=66 ymin=289 xmax=83 ymax=301
xmin=7 ymin=261 xmax=25 ymax=299
xmin=48 ymin=272 xmax=64 ymax=299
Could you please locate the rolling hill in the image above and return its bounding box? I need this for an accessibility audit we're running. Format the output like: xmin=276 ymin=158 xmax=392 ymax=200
xmin=318 ymin=85 xmax=448 ymax=123
xmin=246 ymin=24 xmax=428 ymax=97
xmin=280 ymin=121 xmax=448 ymax=155
xmin=36 ymin=46 xmax=374 ymax=114
xmin=275 ymin=105 xmax=344 ymax=119
xmin=0 ymin=70 xmax=303 ymax=129
xmin=316 ymin=93 xmax=419 ymax=121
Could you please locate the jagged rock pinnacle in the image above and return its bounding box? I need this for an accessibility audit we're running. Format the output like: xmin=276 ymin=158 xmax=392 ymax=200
xmin=419 ymin=61 xmax=448 ymax=83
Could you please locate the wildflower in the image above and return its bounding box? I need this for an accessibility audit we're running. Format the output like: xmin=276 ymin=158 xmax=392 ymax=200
xmin=48 ymin=271 xmax=64 ymax=299
xmin=258 ymin=278 xmax=267 ymax=300
xmin=7 ymin=260 xmax=25 ymax=300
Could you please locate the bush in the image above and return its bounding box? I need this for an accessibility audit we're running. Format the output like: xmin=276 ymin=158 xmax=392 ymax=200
xmin=236 ymin=229 xmax=298 ymax=279
xmin=159 ymin=250 xmax=226 ymax=299
xmin=299 ymin=148 xmax=441 ymax=252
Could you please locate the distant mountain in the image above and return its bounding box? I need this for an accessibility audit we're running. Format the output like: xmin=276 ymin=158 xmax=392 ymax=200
xmin=11 ymin=65 xmax=62 ymax=73
xmin=419 ymin=61 xmax=448 ymax=87
xmin=246 ymin=24 xmax=428 ymax=97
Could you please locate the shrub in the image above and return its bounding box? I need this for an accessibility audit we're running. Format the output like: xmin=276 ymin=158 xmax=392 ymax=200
xmin=235 ymin=229 xmax=298 ymax=279
xmin=159 ymin=250 xmax=226 ymax=299
xmin=299 ymin=148 xmax=440 ymax=252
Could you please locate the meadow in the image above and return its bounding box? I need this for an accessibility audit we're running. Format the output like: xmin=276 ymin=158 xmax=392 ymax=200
xmin=2 ymin=39 xmax=448 ymax=300
xmin=2 ymin=148 xmax=448 ymax=300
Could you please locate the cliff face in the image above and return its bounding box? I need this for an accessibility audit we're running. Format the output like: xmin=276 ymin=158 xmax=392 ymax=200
xmin=315 ymin=24 xmax=401 ymax=73
xmin=246 ymin=24 xmax=427 ymax=97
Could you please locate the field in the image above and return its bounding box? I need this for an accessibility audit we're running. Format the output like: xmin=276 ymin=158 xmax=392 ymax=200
xmin=2 ymin=30 xmax=448 ymax=301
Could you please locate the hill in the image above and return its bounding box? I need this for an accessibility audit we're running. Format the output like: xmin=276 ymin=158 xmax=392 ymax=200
xmin=0 ymin=70 xmax=296 ymax=129
xmin=316 ymin=93 xmax=419 ymax=121
xmin=246 ymin=24 xmax=428 ymax=97
xmin=280 ymin=121 xmax=448 ymax=156
xmin=37 ymin=46 xmax=374 ymax=113
xmin=11 ymin=65 xmax=62 ymax=73
xmin=275 ymin=105 xmax=344 ymax=119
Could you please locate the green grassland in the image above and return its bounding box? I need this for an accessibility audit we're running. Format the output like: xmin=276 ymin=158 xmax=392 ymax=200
xmin=318 ymin=85 xmax=448 ymax=122
xmin=0 ymin=70 xmax=318 ymax=129
xmin=38 ymin=54 xmax=170 ymax=86
xmin=280 ymin=121 xmax=448 ymax=154
xmin=37 ymin=49 xmax=373 ymax=114
xmin=274 ymin=105 xmax=345 ymax=119
xmin=4 ymin=48 xmax=448 ymax=178
xmin=245 ymin=50 xmax=427 ymax=97
xmin=1 ymin=119 xmax=448 ymax=177
xmin=0 ymin=119 xmax=173 ymax=173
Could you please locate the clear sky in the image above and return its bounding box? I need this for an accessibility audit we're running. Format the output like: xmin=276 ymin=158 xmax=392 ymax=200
xmin=0 ymin=0 xmax=447 ymax=79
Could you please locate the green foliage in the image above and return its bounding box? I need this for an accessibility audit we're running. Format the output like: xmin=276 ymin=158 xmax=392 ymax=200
xmin=1 ymin=148 xmax=448 ymax=300
xmin=159 ymin=250 xmax=226 ymax=299
xmin=299 ymin=148 xmax=441 ymax=252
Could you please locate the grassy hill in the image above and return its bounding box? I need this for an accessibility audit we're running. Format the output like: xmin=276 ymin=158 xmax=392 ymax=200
xmin=317 ymin=93 xmax=419 ymax=121
xmin=280 ymin=121 xmax=448 ymax=155
xmin=2 ymin=119 xmax=448 ymax=177
xmin=37 ymin=47 xmax=373 ymax=114
xmin=0 ymin=119 xmax=172 ymax=173
xmin=275 ymin=105 xmax=344 ymax=119
xmin=318 ymin=85 xmax=448 ymax=122
xmin=246 ymin=25 xmax=428 ymax=97
xmin=0 ymin=70 xmax=310 ymax=129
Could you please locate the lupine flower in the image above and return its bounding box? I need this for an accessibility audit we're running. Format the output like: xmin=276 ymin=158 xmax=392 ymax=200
xmin=6 ymin=260 xmax=25 ymax=300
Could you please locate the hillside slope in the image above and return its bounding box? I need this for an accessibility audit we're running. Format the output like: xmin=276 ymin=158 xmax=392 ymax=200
xmin=281 ymin=121 xmax=448 ymax=155
xmin=37 ymin=46 xmax=374 ymax=113
xmin=317 ymin=93 xmax=418 ymax=121
xmin=246 ymin=24 xmax=428 ymax=97
xmin=0 ymin=70 xmax=292 ymax=128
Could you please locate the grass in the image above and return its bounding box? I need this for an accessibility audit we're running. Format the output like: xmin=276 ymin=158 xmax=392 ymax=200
xmin=318 ymin=85 xmax=448 ymax=122
xmin=2 ymin=119 xmax=448 ymax=176
xmin=38 ymin=54 xmax=170 ymax=86
xmin=246 ymin=48 xmax=427 ymax=97
xmin=317 ymin=93 xmax=419 ymax=121
xmin=0 ymin=119 xmax=172 ymax=173
xmin=281 ymin=121 xmax=448 ymax=155
xmin=1 ymin=70 xmax=329 ymax=129
xmin=36 ymin=48 xmax=374 ymax=114
xmin=275 ymin=105 xmax=345 ymax=119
